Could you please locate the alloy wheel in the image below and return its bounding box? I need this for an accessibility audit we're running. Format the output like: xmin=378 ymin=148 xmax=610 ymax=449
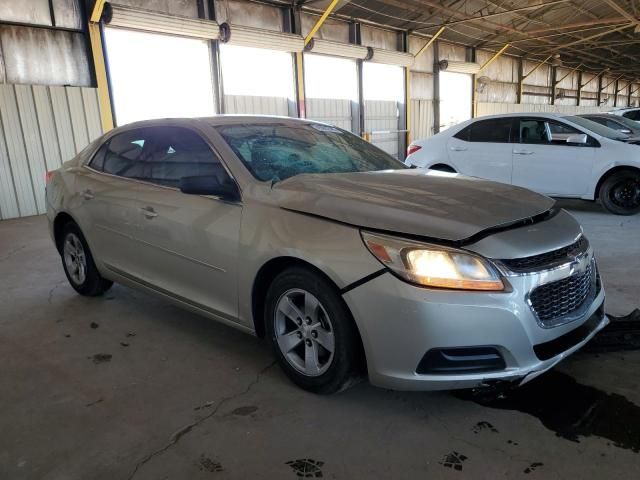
xmin=63 ymin=233 xmax=87 ymax=285
xmin=274 ymin=288 xmax=335 ymax=376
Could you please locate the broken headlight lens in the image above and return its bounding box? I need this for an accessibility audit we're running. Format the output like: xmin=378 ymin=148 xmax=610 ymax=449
xmin=361 ymin=231 xmax=504 ymax=291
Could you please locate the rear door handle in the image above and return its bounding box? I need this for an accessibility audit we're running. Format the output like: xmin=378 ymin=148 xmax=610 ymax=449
xmin=81 ymin=189 xmax=94 ymax=200
xmin=513 ymin=150 xmax=534 ymax=155
xmin=450 ymin=146 xmax=467 ymax=152
xmin=140 ymin=206 xmax=158 ymax=218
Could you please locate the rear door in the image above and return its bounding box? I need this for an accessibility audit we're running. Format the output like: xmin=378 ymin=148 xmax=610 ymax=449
xmin=133 ymin=126 xmax=243 ymax=322
xmin=73 ymin=128 xmax=152 ymax=275
xmin=447 ymin=117 xmax=514 ymax=184
xmin=511 ymin=118 xmax=596 ymax=196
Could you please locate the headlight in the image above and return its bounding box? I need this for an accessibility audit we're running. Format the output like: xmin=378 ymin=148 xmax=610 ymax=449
xmin=361 ymin=231 xmax=504 ymax=291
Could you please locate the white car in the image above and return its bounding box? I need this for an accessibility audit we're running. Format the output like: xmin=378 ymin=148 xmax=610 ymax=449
xmin=406 ymin=113 xmax=640 ymax=215
xmin=609 ymin=107 xmax=640 ymax=122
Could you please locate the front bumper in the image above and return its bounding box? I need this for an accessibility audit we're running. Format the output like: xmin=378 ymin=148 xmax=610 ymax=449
xmin=343 ymin=264 xmax=607 ymax=391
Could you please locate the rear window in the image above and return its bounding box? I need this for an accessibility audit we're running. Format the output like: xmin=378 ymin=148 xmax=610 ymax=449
xmin=454 ymin=118 xmax=512 ymax=143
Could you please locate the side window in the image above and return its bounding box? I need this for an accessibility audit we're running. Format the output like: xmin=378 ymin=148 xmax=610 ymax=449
xmin=90 ymin=129 xmax=150 ymax=179
xmin=144 ymin=127 xmax=229 ymax=188
xmin=470 ymin=118 xmax=512 ymax=143
xmin=605 ymin=119 xmax=625 ymax=131
xmin=453 ymin=126 xmax=470 ymax=141
xmin=454 ymin=118 xmax=512 ymax=143
xmin=623 ymin=111 xmax=640 ymax=121
xmin=519 ymin=119 xmax=549 ymax=144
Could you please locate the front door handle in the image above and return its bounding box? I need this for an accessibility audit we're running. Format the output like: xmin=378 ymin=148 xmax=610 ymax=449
xmin=450 ymin=146 xmax=467 ymax=152
xmin=513 ymin=150 xmax=534 ymax=155
xmin=140 ymin=206 xmax=158 ymax=219
xmin=81 ymin=189 xmax=94 ymax=200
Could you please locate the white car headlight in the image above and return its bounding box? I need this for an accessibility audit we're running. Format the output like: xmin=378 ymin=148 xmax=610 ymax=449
xmin=361 ymin=231 xmax=504 ymax=291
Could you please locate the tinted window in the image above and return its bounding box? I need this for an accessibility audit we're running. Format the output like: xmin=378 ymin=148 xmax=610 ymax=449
xmin=215 ymin=122 xmax=405 ymax=183
xmin=623 ymin=110 xmax=640 ymax=121
xmin=519 ymin=119 xmax=593 ymax=146
xmin=144 ymin=127 xmax=229 ymax=188
xmin=90 ymin=129 xmax=149 ymax=180
xmin=454 ymin=118 xmax=512 ymax=143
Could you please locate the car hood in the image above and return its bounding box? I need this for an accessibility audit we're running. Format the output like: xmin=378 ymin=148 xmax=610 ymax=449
xmin=272 ymin=170 xmax=556 ymax=242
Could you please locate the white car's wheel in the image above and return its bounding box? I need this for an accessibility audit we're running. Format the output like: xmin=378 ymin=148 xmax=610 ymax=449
xmin=600 ymin=170 xmax=640 ymax=215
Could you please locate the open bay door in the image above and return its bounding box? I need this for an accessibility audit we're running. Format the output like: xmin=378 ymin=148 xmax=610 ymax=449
xmin=103 ymin=4 xmax=219 ymax=125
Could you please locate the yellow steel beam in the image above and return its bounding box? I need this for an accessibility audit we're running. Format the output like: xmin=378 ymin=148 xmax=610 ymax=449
xmin=581 ymin=69 xmax=609 ymax=88
xmin=522 ymin=55 xmax=553 ymax=80
xmin=474 ymin=44 xmax=509 ymax=117
xmin=295 ymin=52 xmax=306 ymax=118
xmin=477 ymin=43 xmax=510 ymax=75
xmin=555 ymin=63 xmax=583 ymax=85
xmin=304 ymin=0 xmax=340 ymax=47
xmin=88 ymin=22 xmax=114 ymax=132
xmin=90 ymin=0 xmax=106 ymax=23
xmin=414 ymin=27 xmax=445 ymax=60
xmin=602 ymin=73 xmax=624 ymax=90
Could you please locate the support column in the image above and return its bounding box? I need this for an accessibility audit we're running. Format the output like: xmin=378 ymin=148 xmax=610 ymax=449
xmin=597 ymin=74 xmax=603 ymax=106
xmin=87 ymin=16 xmax=114 ymax=130
xmin=550 ymin=66 xmax=557 ymax=106
xmin=206 ymin=0 xmax=224 ymax=114
xmin=433 ymin=41 xmax=440 ymax=135
xmin=285 ymin=6 xmax=303 ymax=117
xmin=351 ymin=22 xmax=365 ymax=137
xmin=576 ymin=70 xmax=582 ymax=106
xmin=517 ymin=57 xmax=523 ymax=104
xmin=399 ymin=31 xmax=408 ymax=158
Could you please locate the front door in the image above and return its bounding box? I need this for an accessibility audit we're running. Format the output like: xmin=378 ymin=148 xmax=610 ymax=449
xmin=133 ymin=126 xmax=243 ymax=322
xmin=511 ymin=118 xmax=596 ymax=196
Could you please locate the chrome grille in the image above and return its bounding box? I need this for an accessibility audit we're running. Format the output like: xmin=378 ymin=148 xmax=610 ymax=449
xmin=500 ymin=236 xmax=589 ymax=273
xmin=529 ymin=261 xmax=596 ymax=327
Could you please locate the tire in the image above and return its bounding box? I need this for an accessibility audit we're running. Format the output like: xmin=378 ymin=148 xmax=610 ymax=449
xmin=599 ymin=170 xmax=640 ymax=215
xmin=59 ymin=222 xmax=113 ymax=296
xmin=265 ymin=267 xmax=361 ymax=394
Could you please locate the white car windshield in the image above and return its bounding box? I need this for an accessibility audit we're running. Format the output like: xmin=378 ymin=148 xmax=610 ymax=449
xmin=563 ymin=115 xmax=629 ymax=141
xmin=215 ymin=122 xmax=406 ymax=182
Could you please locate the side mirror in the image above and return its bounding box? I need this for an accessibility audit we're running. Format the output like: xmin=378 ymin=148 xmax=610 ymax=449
xmin=566 ymin=134 xmax=588 ymax=145
xmin=620 ymin=129 xmax=632 ymax=134
xmin=179 ymin=175 xmax=239 ymax=201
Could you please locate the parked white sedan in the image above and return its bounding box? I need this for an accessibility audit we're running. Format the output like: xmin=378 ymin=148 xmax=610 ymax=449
xmin=406 ymin=113 xmax=640 ymax=215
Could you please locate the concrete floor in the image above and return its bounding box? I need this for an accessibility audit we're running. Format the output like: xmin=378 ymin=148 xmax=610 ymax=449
xmin=1 ymin=200 xmax=639 ymax=479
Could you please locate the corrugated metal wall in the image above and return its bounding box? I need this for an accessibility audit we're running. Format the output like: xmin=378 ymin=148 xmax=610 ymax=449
xmin=306 ymin=98 xmax=353 ymax=131
xmin=364 ymin=100 xmax=399 ymax=159
xmin=477 ymin=102 xmax=611 ymax=117
xmin=224 ymin=95 xmax=290 ymax=116
xmin=0 ymin=84 xmax=103 ymax=220
xmin=410 ymin=99 xmax=434 ymax=140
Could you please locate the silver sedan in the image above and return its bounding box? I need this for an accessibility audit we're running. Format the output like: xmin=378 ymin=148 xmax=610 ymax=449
xmin=46 ymin=116 xmax=607 ymax=393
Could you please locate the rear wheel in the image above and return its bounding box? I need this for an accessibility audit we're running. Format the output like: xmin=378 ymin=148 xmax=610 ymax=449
xmin=600 ymin=170 xmax=640 ymax=215
xmin=265 ymin=267 xmax=360 ymax=394
xmin=60 ymin=223 xmax=113 ymax=296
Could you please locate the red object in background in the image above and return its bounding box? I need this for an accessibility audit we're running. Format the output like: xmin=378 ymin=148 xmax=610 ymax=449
xmin=407 ymin=144 xmax=421 ymax=156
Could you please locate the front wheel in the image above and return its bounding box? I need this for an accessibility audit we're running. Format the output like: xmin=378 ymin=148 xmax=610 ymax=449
xmin=265 ymin=267 xmax=361 ymax=394
xmin=599 ymin=170 xmax=640 ymax=215
xmin=60 ymin=223 xmax=113 ymax=296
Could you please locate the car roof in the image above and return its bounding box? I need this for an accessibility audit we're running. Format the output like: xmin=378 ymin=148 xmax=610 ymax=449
xmin=110 ymin=115 xmax=321 ymax=131
xmin=466 ymin=112 xmax=568 ymax=121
